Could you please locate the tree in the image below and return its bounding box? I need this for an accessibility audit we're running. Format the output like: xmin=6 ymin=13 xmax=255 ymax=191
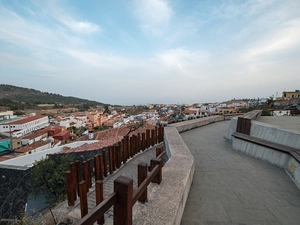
xmin=104 ymin=105 xmax=111 ymax=114
xmin=125 ymin=120 xmax=146 ymax=137
xmin=28 ymin=155 xmax=74 ymax=206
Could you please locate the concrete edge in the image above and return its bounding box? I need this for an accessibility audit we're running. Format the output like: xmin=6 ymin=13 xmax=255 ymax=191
xmin=132 ymin=116 xmax=230 ymax=225
xmin=232 ymin=136 xmax=300 ymax=189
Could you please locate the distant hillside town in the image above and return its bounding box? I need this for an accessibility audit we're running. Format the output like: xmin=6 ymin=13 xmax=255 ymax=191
xmin=0 ymin=89 xmax=299 ymax=161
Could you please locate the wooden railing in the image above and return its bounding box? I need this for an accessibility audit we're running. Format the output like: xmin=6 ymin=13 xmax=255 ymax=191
xmin=77 ymin=147 xmax=165 ymax=225
xmin=236 ymin=110 xmax=262 ymax=135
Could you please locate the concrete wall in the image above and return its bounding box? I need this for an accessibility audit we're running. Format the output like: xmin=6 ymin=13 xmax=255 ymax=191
xmin=225 ymin=116 xmax=238 ymax=140
xmin=133 ymin=126 xmax=194 ymax=225
xmin=231 ymin=120 xmax=300 ymax=189
xmin=168 ymin=115 xmax=224 ymax=133
xmin=133 ymin=116 xmax=230 ymax=224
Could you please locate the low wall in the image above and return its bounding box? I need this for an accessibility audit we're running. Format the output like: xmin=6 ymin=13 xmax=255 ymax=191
xmin=168 ymin=116 xmax=224 ymax=133
xmin=231 ymin=120 xmax=300 ymax=189
xmin=133 ymin=116 xmax=228 ymax=224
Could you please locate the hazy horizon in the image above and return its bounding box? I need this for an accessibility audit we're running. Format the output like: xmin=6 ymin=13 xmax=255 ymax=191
xmin=1 ymin=0 xmax=300 ymax=105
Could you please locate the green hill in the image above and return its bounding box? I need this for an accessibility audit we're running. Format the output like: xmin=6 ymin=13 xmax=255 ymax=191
xmin=0 ymin=84 xmax=106 ymax=110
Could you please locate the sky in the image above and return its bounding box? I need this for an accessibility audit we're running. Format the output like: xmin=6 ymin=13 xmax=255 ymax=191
xmin=0 ymin=0 xmax=300 ymax=105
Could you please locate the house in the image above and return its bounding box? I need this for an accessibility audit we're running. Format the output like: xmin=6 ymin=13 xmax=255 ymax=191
xmin=0 ymin=115 xmax=49 ymax=138
xmin=15 ymin=140 xmax=51 ymax=155
xmin=282 ymin=90 xmax=300 ymax=99
xmin=53 ymin=130 xmax=70 ymax=144
xmin=21 ymin=127 xmax=50 ymax=146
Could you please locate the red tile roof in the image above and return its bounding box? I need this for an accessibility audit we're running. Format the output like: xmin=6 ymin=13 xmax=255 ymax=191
xmin=4 ymin=115 xmax=47 ymax=125
xmin=15 ymin=140 xmax=50 ymax=153
xmin=55 ymin=123 xmax=157 ymax=154
xmin=53 ymin=130 xmax=70 ymax=137
xmin=23 ymin=127 xmax=51 ymax=139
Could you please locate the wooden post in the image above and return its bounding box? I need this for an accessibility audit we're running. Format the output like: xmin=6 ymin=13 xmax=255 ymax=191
xmin=142 ymin=133 xmax=145 ymax=151
xmin=65 ymin=171 xmax=75 ymax=206
xmin=151 ymin=129 xmax=155 ymax=146
xmin=155 ymin=126 xmax=158 ymax=144
xmin=83 ymin=161 xmax=89 ymax=192
xmin=69 ymin=162 xmax=77 ymax=201
xmin=158 ymin=125 xmax=161 ymax=143
xmin=112 ymin=146 xmax=116 ymax=171
xmin=129 ymin=136 xmax=133 ymax=157
xmin=150 ymin=158 xmax=162 ymax=184
xmin=75 ymin=160 xmax=81 ymax=196
xmin=79 ymin=180 xmax=88 ymax=218
xmin=109 ymin=146 xmax=113 ymax=174
xmin=99 ymin=154 xmax=104 ymax=180
xmin=156 ymin=147 xmax=163 ymax=158
xmin=146 ymin=129 xmax=150 ymax=148
xmin=138 ymin=163 xmax=148 ymax=203
xmin=86 ymin=159 xmax=92 ymax=188
xmin=114 ymin=176 xmax=133 ymax=225
xmin=161 ymin=126 xmax=164 ymax=142
xmin=137 ymin=133 xmax=141 ymax=152
xmin=116 ymin=145 xmax=120 ymax=169
xmin=132 ymin=135 xmax=136 ymax=155
xmin=118 ymin=141 xmax=123 ymax=166
xmin=122 ymin=138 xmax=127 ymax=163
xmin=103 ymin=150 xmax=108 ymax=177
xmin=94 ymin=155 xmax=101 ymax=181
xmin=96 ymin=180 xmax=104 ymax=225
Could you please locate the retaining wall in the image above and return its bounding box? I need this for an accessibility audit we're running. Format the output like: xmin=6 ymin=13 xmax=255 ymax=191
xmin=133 ymin=116 xmax=227 ymax=224
xmin=231 ymin=120 xmax=300 ymax=189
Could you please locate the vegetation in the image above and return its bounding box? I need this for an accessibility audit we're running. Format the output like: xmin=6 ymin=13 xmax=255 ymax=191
xmin=28 ymin=155 xmax=74 ymax=206
xmin=0 ymin=84 xmax=105 ymax=110
xmin=67 ymin=126 xmax=88 ymax=136
xmin=125 ymin=120 xmax=146 ymax=136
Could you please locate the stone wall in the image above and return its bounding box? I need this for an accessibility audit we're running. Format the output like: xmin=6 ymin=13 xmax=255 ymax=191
xmin=133 ymin=116 xmax=227 ymax=224
xmin=0 ymin=165 xmax=31 ymax=219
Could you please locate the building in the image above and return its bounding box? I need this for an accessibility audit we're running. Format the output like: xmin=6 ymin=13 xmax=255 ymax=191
xmin=0 ymin=111 xmax=14 ymax=122
xmin=0 ymin=139 xmax=11 ymax=152
xmin=53 ymin=130 xmax=70 ymax=144
xmin=15 ymin=140 xmax=51 ymax=155
xmin=0 ymin=115 xmax=49 ymax=138
xmin=282 ymin=90 xmax=300 ymax=99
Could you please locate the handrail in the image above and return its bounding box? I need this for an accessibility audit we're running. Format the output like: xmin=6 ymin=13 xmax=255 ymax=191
xmin=132 ymin=164 xmax=159 ymax=205
xmin=77 ymin=192 xmax=117 ymax=225
xmin=157 ymin=151 xmax=165 ymax=160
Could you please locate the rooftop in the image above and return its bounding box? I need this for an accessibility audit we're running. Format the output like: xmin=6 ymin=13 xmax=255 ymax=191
xmin=3 ymin=115 xmax=47 ymax=125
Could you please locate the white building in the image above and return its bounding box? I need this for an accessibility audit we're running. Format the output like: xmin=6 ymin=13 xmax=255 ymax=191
xmin=0 ymin=115 xmax=49 ymax=138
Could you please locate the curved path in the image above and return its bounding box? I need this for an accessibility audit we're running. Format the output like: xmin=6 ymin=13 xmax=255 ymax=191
xmin=180 ymin=121 xmax=300 ymax=225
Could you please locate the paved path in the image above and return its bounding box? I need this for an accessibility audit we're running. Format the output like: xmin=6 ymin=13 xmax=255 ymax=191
xmin=37 ymin=144 xmax=161 ymax=224
xmin=180 ymin=121 xmax=300 ymax=225
xmin=256 ymin=116 xmax=300 ymax=133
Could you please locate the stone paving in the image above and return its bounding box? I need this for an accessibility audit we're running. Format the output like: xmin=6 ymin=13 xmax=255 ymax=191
xmin=66 ymin=144 xmax=161 ymax=223
xmin=180 ymin=120 xmax=300 ymax=225
xmin=36 ymin=144 xmax=161 ymax=224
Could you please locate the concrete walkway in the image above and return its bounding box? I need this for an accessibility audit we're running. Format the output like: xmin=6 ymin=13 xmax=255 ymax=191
xmin=36 ymin=144 xmax=161 ymax=224
xmin=180 ymin=121 xmax=300 ymax=225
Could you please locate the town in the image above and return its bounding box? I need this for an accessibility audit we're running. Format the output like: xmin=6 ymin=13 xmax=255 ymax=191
xmin=1 ymin=89 xmax=299 ymax=161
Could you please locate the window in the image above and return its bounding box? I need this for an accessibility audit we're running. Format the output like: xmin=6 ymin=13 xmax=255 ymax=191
xmin=283 ymin=94 xmax=286 ymax=97
xmin=292 ymin=94 xmax=295 ymax=97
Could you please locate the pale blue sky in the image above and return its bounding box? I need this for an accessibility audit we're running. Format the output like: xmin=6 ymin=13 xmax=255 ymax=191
xmin=1 ymin=0 xmax=300 ymax=105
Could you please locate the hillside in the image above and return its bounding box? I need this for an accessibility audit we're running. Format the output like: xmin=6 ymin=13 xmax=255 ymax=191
xmin=0 ymin=84 xmax=105 ymax=110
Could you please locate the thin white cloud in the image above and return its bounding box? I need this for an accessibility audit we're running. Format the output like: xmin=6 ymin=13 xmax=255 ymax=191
xmin=60 ymin=19 xmax=101 ymax=34
xmin=29 ymin=0 xmax=101 ymax=34
xmin=133 ymin=0 xmax=173 ymax=36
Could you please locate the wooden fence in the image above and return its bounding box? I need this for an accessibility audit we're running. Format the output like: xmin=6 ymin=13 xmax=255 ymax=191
xmin=77 ymin=147 xmax=165 ymax=225
xmin=65 ymin=126 xmax=164 ymax=213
